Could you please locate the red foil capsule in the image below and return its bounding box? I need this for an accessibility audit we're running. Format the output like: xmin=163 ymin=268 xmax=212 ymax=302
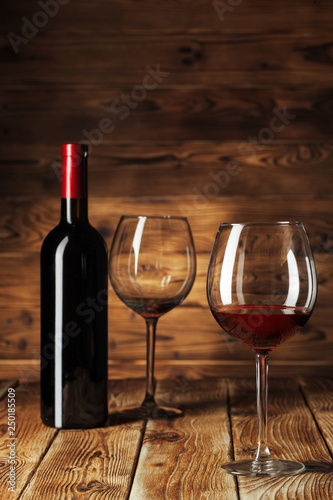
xmin=61 ymin=144 xmax=88 ymax=198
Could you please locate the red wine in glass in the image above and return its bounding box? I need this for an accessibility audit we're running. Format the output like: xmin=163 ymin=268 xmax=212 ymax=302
xmin=207 ymin=222 xmax=317 ymax=476
xmin=212 ymin=305 xmax=311 ymax=352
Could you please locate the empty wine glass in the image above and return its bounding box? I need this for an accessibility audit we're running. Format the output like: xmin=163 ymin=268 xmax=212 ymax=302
xmin=207 ymin=222 xmax=317 ymax=476
xmin=109 ymin=215 xmax=196 ymax=419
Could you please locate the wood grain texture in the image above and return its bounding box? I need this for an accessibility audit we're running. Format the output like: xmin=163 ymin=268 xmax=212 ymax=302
xmin=1 ymin=250 xmax=332 ymax=304
xmin=21 ymin=420 xmax=145 ymax=497
xmin=3 ymin=33 xmax=333 ymax=88
xmin=2 ymin=88 xmax=333 ymax=142
xmin=0 ymin=227 xmax=331 ymax=311
xmin=0 ymin=382 xmax=57 ymax=499
xmin=0 ymin=197 xmax=332 ymax=374
xmin=130 ymin=377 xmax=237 ymax=499
xmin=229 ymin=378 xmax=333 ymax=499
xmin=1 ymin=143 xmax=333 ymax=199
xmin=0 ymin=252 xmax=331 ymax=343
xmin=0 ymin=379 xmax=146 ymax=499
xmin=300 ymin=378 xmax=333 ymax=459
xmin=1 ymin=303 xmax=332 ymax=363
xmin=1 ymin=359 xmax=333 ymax=384
xmin=1 ymin=198 xmax=333 ymax=254
xmin=3 ymin=0 xmax=333 ymax=35
xmin=1 ymin=377 xmax=333 ymax=499
xmin=0 ymin=379 xmax=18 ymax=400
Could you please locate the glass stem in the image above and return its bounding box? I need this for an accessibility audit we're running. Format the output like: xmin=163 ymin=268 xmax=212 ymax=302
xmin=144 ymin=318 xmax=158 ymax=405
xmin=254 ymin=353 xmax=273 ymax=463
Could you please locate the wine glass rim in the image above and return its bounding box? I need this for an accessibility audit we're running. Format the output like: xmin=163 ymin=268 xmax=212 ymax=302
xmin=119 ymin=215 xmax=189 ymax=221
xmin=219 ymin=221 xmax=304 ymax=227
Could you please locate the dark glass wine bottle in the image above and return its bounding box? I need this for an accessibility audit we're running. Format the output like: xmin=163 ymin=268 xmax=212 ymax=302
xmin=40 ymin=144 xmax=108 ymax=428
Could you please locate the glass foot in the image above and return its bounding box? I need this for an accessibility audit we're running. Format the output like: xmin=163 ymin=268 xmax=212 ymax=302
xmin=221 ymin=458 xmax=305 ymax=477
xmin=116 ymin=402 xmax=183 ymax=420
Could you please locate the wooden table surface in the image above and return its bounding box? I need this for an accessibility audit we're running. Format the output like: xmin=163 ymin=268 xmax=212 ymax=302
xmin=0 ymin=376 xmax=332 ymax=499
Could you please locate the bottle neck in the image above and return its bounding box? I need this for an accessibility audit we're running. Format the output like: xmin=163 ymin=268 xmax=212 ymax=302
xmin=61 ymin=153 xmax=88 ymax=223
xmin=61 ymin=198 xmax=88 ymax=223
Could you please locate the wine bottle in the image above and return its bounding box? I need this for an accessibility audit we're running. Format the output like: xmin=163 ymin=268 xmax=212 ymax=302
xmin=40 ymin=144 xmax=108 ymax=428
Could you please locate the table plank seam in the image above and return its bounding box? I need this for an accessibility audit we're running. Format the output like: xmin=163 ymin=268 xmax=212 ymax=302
xmin=126 ymin=419 xmax=148 ymax=500
xmin=298 ymin=378 xmax=333 ymax=462
xmin=226 ymin=380 xmax=241 ymax=500
xmin=17 ymin=429 xmax=60 ymax=500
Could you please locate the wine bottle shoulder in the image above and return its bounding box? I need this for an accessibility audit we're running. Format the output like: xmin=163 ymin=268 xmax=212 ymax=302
xmin=41 ymin=222 xmax=107 ymax=256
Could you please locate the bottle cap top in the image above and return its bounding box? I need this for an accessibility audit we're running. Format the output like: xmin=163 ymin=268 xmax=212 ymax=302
xmin=61 ymin=144 xmax=88 ymax=198
xmin=62 ymin=144 xmax=88 ymax=158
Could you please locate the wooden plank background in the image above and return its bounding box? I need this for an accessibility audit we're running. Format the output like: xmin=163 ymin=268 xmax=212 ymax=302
xmin=1 ymin=0 xmax=333 ymax=380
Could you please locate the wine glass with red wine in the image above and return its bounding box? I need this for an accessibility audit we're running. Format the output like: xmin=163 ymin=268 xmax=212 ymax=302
xmin=207 ymin=222 xmax=317 ymax=476
xmin=109 ymin=215 xmax=196 ymax=419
